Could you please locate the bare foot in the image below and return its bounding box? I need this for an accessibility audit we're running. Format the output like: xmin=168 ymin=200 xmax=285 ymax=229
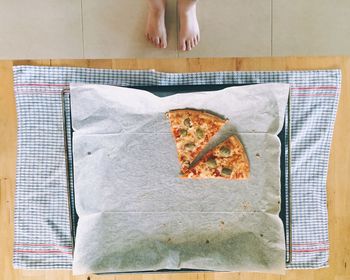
xmin=145 ymin=0 xmax=167 ymax=48
xmin=178 ymin=0 xmax=200 ymax=51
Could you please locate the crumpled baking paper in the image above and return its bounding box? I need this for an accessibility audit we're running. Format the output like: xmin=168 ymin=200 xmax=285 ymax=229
xmin=70 ymin=83 xmax=289 ymax=275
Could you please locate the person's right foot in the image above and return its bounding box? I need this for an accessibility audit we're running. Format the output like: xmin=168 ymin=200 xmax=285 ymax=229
xmin=145 ymin=0 xmax=167 ymax=48
xmin=178 ymin=0 xmax=200 ymax=51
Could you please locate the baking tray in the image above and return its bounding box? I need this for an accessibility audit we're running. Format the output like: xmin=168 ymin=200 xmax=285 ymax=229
xmin=61 ymin=84 xmax=292 ymax=272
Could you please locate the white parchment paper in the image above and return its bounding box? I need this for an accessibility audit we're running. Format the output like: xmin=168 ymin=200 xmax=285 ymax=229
xmin=71 ymin=83 xmax=289 ymax=275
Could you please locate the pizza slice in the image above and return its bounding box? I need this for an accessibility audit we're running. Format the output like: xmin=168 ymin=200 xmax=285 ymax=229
xmin=183 ymin=135 xmax=250 ymax=179
xmin=167 ymin=109 xmax=227 ymax=174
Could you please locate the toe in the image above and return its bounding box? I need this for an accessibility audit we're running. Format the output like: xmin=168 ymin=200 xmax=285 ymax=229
xmin=154 ymin=37 xmax=160 ymax=46
xmin=187 ymin=40 xmax=192 ymax=51
xmin=159 ymin=38 xmax=164 ymax=48
xmin=152 ymin=38 xmax=158 ymax=47
xmin=180 ymin=40 xmax=186 ymax=51
xmin=191 ymin=39 xmax=196 ymax=48
xmin=160 ymin=38 xmax=167 ymax=48
xmin=184 ymin=41 xmax=188 ymax=51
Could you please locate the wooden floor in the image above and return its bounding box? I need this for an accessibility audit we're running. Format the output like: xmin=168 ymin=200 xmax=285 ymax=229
xmin=1 ymin=57 xmax=350 ymax=280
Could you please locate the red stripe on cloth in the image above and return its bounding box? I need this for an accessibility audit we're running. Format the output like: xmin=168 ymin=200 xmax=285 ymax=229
xmin=292 ymin=241 xmax=329 ymax=246
xmin=15 ymin=83 xmax=68 ymax=87
xmin=15 ymin=91 xmax=64 ymax=95
xmin=15 ymin=243 xmax=72 ymax=249
xmin=291 ymin=86 xmax=338 ymax=90
xmin=292 ymin=248 xmax=329 ymax=253
xmin=14 ymin=249 xmax=72 ymax=255
xmin=292 ymin=93 xmax=337 ymax=97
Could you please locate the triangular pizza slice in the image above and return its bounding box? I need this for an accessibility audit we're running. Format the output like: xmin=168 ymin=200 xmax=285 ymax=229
xmin=183 ymin=135 xmax=250 ymax=179
xmin=167 ymin=109 xmax=227 ymax=174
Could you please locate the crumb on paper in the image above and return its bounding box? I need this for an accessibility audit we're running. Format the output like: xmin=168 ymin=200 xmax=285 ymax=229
xmin=219 ymin=220 xmax=225 ymax=231
xmin=241 ymin=201 xmax=252 ymax=211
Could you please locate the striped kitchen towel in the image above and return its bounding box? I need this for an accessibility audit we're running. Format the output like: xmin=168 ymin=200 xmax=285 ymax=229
xmin=13 ymin=66 xmax=341 ymax=270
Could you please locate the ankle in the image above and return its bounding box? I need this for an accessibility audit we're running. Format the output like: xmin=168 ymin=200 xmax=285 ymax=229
xmin=178 ymin=0 xmax=196 ymax=10
xmin=178 ymin=0 xmax=196 ymax=16
xmin=149 ymin=6 xmax=165 ymax=18
xmin=147 ymin=0 xmax=166 ymax=14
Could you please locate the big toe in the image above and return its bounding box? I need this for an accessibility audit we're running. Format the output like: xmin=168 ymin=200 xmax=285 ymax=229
xmin=160 ymin=37 xmax=167 ymax=48
xmin=180 ymin=40 xmax=186 ymax=51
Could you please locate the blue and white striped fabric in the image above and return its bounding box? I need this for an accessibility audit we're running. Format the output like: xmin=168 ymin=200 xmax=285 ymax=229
xmin=13 ymin=66 xmax=341 ymax=270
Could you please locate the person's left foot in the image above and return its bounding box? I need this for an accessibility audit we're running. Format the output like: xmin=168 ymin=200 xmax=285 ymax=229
xmin=178 ymin=0 xmax=200 ymax=51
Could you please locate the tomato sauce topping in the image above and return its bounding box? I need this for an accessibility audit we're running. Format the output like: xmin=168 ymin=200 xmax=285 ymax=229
xmin=173 ymin=128 xmax=181 ymax=138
